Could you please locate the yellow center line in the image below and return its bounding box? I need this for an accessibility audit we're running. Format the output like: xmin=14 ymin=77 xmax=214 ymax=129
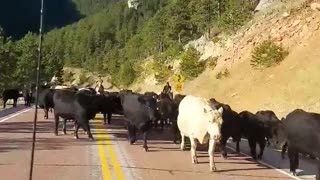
xmin=95 ymin=114 xmax=125 ymax=180
xmin=96 ymin=126 xmax=112 ymax=180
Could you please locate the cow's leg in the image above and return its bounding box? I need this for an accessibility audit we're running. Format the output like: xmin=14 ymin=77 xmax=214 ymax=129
xmin=143 ymin=131 xmax=149 ymax=152
xmin=236 ymin=139 xmax=240 ymax=153
xmin=180 ymin=133 xmax=186 ymax=151
xmin=288 ymin=147 xmax=299 ymax=176
xmin=160 ymin=118 xmax=164 ymax=131
xmin=257 ymin=138 xmax=266 ymax=159
xmin=208 ymin=139 xmax=217 ymax=171
xmin=190 ymin=138 xmax=198 ymax=164
xmin=54 ymin=114 xmax=59 ymax=136
xmin=220 ymin=136 xmax=229 ymax=159
xmin=171 ymin=121 xmax=180 ymax=144
xmin=107 ymin=112 xmax=112 ymax=124
xmin=281 ymin=142 xmax=288 ymax=159
xmin=13 ymin=98 xmax=17 ymax=107
xmin=248 ymin=138 xmax=257 ymax=160
xmin=74 ymin=121 xmax=80 ymax=139
xmin=317 ymin=162 xmax=320 ymax=180
xmin=266 ymin=137 xmax=270 ymax=147
xmin=44 ymin=108 xmax=49 ymax=119
xmin=80 ymin=119 xmax=94 ymax=140
xmin=62 ymin=118 xmax=67 ymax=135
xmin=127 ymin=123 xmax=136 ymax=144
xmin=103 ymin=113 xmax=107 ymax=125
xmin=3 ymin=99 xmax=7 ymax=109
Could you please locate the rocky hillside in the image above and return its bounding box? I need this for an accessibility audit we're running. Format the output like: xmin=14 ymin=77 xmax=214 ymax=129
xmin=130 ymin=0 xmax=320 ymax=118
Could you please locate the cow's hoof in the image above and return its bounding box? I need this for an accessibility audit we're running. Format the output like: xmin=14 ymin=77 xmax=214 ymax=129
xmin=54 ymin=132 xmax=58 ymax=136
xmin=192 ymin=159 xmax=198 ymax=164
xmin=144 ymin=148 xmax=148 ymax=152
xmin=74 ymin=136 xmax=79 ymax=139
xmin=63 ymin=132 xmax=67 ymax=135
xmin=89 ymin=138 xmax=95 ymax=141
xmin=222 ymin=154 xmax=227 ymax=159
xmin=210 ymin=167 xmax=217 ymax=172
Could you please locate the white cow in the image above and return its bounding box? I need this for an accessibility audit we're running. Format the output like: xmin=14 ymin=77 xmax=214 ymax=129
xmin=177 ymin=95 xmax=223 ymax=172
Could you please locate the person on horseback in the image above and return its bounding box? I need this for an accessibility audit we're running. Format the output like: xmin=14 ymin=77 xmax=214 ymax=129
xmin=162 ymin=82 xmax=172 ymax=94
xmin=162 ymin=82 xmax=173 ymax=99
xmin=95 ymin=76 xmax=104 ymax=95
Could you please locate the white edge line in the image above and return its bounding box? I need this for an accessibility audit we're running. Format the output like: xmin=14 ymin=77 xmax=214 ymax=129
xmin=226 ymin=145 xmax=303 ymax=180
xmin=0 ymin=108 xmax=32 ymax=122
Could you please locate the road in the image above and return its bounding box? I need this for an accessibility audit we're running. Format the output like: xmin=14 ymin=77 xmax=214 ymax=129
xmin=0 ymin=107 xmax=317 ymax=180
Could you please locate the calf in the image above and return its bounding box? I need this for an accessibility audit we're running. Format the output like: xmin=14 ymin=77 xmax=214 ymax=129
xmin=209 ymin=98 xmax=241 ymax=159
xmin=120 ymin=93 xmax=158 ymax=152
xmin=2 ymin=89 xmax=21 ymax=108
xmin=178 ymin=95 xmax=223 ymax=172
xmin=271 ymin=109 xmax=320 ymax=178
xmin=238 ymin=111 xmax=267 ymax=160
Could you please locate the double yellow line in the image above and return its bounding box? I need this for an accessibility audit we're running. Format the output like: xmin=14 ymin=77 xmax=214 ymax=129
xmin=95 ymin=114 xmax=125 ymax=180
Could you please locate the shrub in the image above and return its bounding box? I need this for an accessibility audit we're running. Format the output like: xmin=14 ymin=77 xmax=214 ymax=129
xmin=78 ymin=72 xmax=88 ymax=85
xmin=215 ymin=68 xmax=230 ymax=79
xmin=115 ymin=61 xmax=136 ymax=87
xmin=250 ymin=39 xmax=289 ymax=69
xmin=206 ymin=57 xmax=218 ymax=69
xmin=180 ymin=47 xmax=205 ymax=80
xmin=217 ymin=0 xmax=253 ymax=33
xmin=152 ymin=60 xmax=173 ymax=83
xmin=63 ymin=71 xmax=75 ymax=83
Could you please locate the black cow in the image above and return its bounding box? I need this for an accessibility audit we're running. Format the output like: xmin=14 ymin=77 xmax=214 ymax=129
xmin=99 ymin=92 xmax=123 ymax=125
xmin=37 ymin=88 xmax=55 ymax=119
xmin=144 ymin=92 xmax=159 ymax=100
xmin=238 ymin=111 xmax=268 ymax=160
xmin=173 ymin=94 xmax=186 ymax=106
xmin=53 ymin=89 xmax=104 ymax=140
xmin=120 ymin=93 xmax=158 ymax=152
xmin=255 ymin=110 xmax=281 ymax=146
xmin=271 ymin=109 xmax=320 ymax=178
xmin=23 ymin=88 xmax=32 ymax=106
xmin=1 ymin=89 xmax=21 ymax=108
xmin=209 ymin=98 xmax=241 ymax=159
xmin=157 ymin=96 xmax=179 ymax=142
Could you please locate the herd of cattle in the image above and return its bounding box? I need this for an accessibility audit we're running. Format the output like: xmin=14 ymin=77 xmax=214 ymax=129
xmin=1 ymin=85 xmax=320 ymax=179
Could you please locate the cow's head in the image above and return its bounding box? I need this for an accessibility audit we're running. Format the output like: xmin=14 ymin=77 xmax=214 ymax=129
xmin=205 ymin=106 xmax=224 ymax=128
xmin=268 ymin=118 xmax=286 ymax=148
xmin=138 ymin=95 xmax=158 ymax=121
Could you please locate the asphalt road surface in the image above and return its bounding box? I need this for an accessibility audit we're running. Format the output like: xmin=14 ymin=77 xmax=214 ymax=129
xmin=0 ymin=107 xmax=318 ymax=180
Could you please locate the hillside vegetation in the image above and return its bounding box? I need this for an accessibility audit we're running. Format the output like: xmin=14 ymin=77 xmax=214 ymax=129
xmin=0 ymin=0 xmax=258 ymax=91
xmin=132 ymin=0 xmax=320 ymax=118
